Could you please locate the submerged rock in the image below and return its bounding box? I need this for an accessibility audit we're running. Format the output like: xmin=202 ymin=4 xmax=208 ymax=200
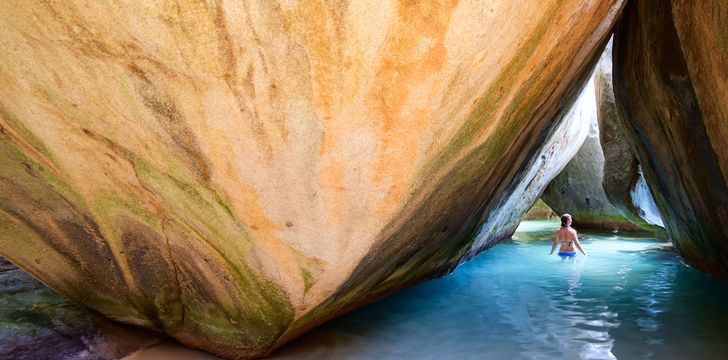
xmin=614 ymin=0 xmax=728 ymax=278
xmin=0 ymin=1 xmax=625 ymax=357
xmin=0 ymin=257 xmax=161 ymax=360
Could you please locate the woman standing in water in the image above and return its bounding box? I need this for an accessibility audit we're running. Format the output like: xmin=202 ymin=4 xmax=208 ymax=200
xmin=549 ymin=214 xmax=588 ymax=258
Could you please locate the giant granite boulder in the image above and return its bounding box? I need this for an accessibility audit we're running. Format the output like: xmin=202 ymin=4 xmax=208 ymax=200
xmin=0 ymin=1 xmax=625 ymax=358
xmin=595 ymin=47 xmax=663 ymax=232
xmin=523 ymin=199 xmax=556 ymax=221
xmin=541 ymin=77 xmax=639 ymax=231
xmin=614 ymin=0 xmax=728 ymax=278
xmin=542 ymin=46 xmax=664 ymax=233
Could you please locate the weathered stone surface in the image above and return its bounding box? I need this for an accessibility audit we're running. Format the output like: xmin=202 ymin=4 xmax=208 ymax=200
xmin=456 ymin=87 xmax=591 ymax=261
xmin=595 ymin=47 xmax=663 ymax=232
xmin=541 ymin=78 xmax=635 ymax=231
xmin=0 ymin=1 xmax=624 ymax=357
xmin=614 ymin=0 xmax=728 ymax=277
xmin=523 ymin=199 xmax=556 ymax=221
xmin=541 ymin=95 xmax=637 ymax=231
xmin=0 ymin=257 xmax=161 ymax=360
xmin=542 ymin=49 xmax=663 ymax=233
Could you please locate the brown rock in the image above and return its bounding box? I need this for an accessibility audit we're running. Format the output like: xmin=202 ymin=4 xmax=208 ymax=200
xmin=595 ymin=48 xmax=662 ymax=232
xmin=541 ymin=77 xmax=639 ymax=232
xmin=0 ymin=1 xmax=625 ymax=357
xmin=614 ymin=0 xmax=728 ymax=277
xmin=523 ymin=199 xmax=557 ymax=221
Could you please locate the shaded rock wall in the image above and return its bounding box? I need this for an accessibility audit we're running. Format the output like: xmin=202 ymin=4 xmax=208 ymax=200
xmin=523 ymin=199 xmax=557 ymax=221
xmin=595 ymin=45 xmax=663 ymax=231
xmin=459 ymin=85 xmax=591 ymax=260
xmin=541 ymin=78 xmax=636 ymax=231
xmin=0 ymin=1 xmax=625 ymax=357
xmin=0 ymin=257 xmax=161 ymax=360
xmin=543 ymin=45 xmax=663 ymax=233
xmin=614 ymin=0 xmax=728 ymax=277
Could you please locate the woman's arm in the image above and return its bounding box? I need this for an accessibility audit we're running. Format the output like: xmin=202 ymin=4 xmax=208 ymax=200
xmin=573 ymin=231 xmax=588 ymax=256
xmin=549 ymin=233 xmax=559 ymax=255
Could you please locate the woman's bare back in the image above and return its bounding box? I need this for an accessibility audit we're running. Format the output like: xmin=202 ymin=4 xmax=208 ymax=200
xmin=555 ymin=227 xmax=577 ymax=253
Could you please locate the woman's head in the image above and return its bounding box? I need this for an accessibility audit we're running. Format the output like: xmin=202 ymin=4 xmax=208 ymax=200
xmin=561 ymin=213 xmax=572 ymax=227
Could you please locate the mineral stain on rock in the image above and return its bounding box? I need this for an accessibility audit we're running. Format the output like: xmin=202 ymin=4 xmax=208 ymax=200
xmin=20 ymin=0 xmax=728 ymax=358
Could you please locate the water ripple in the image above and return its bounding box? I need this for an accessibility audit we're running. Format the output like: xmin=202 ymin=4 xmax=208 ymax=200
xmin=271 ymin=221 xmax=728 ymax=360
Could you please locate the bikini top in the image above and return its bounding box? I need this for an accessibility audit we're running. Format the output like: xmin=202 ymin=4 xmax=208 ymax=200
xmin=558 ymin=226 xmax=573 ymax=246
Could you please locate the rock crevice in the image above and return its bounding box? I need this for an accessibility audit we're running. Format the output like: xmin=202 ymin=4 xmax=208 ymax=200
xmin=613 ymin=0 xmax=728 ymax=277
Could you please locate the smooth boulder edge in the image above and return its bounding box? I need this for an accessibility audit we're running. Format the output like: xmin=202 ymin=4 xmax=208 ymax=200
xmin=613 ymin=0 xmax=728 ymax=278
xmin=0 ymin=1 xmax=625 ymax=358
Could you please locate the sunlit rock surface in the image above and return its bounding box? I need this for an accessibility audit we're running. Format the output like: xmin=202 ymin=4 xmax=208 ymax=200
xmin=0 ymin=1 xmax=624 ymax=357
xmin=614 ymin=0 xmax=728 ymax=278
xmin=629 ymin=166 xmax=664 ymax=228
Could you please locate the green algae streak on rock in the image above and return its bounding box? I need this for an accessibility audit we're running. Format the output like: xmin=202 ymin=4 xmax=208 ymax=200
xmin=614 ymin=0 xmax=728 ymax=278
xmin=523 ymin=199 xmax=556 ymax=221
xmin=0 ymin=1 xmax=625 ymax=358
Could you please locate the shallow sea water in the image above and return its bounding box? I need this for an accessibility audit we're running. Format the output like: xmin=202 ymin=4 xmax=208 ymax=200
xmin=128 ymin=220 xmax=728 ymax=360
xmin=271 ymin=220 xmax=728 ymax=360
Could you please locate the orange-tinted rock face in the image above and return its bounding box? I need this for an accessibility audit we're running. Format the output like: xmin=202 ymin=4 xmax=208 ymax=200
xmin=0 ymin=1 xmax=624 ymax=358
xmin=614 ymin=0 xmax=728 ymax=278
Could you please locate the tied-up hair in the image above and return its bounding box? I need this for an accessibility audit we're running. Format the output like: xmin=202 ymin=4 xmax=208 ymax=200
xmin=561 ymin=214 xmax=572 ymax=227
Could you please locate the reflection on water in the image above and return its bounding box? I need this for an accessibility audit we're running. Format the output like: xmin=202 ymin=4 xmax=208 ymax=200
xmin=271 ymin=220 xmax=728 ymax=360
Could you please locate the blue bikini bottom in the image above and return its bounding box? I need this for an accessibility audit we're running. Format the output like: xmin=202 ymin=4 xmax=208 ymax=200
xmin=558 ymin=251 xmax=576 ymax=258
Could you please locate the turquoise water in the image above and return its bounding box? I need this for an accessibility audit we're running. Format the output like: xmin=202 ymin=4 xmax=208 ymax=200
xmin=272 ymin=220 xmax=728 ymax=360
